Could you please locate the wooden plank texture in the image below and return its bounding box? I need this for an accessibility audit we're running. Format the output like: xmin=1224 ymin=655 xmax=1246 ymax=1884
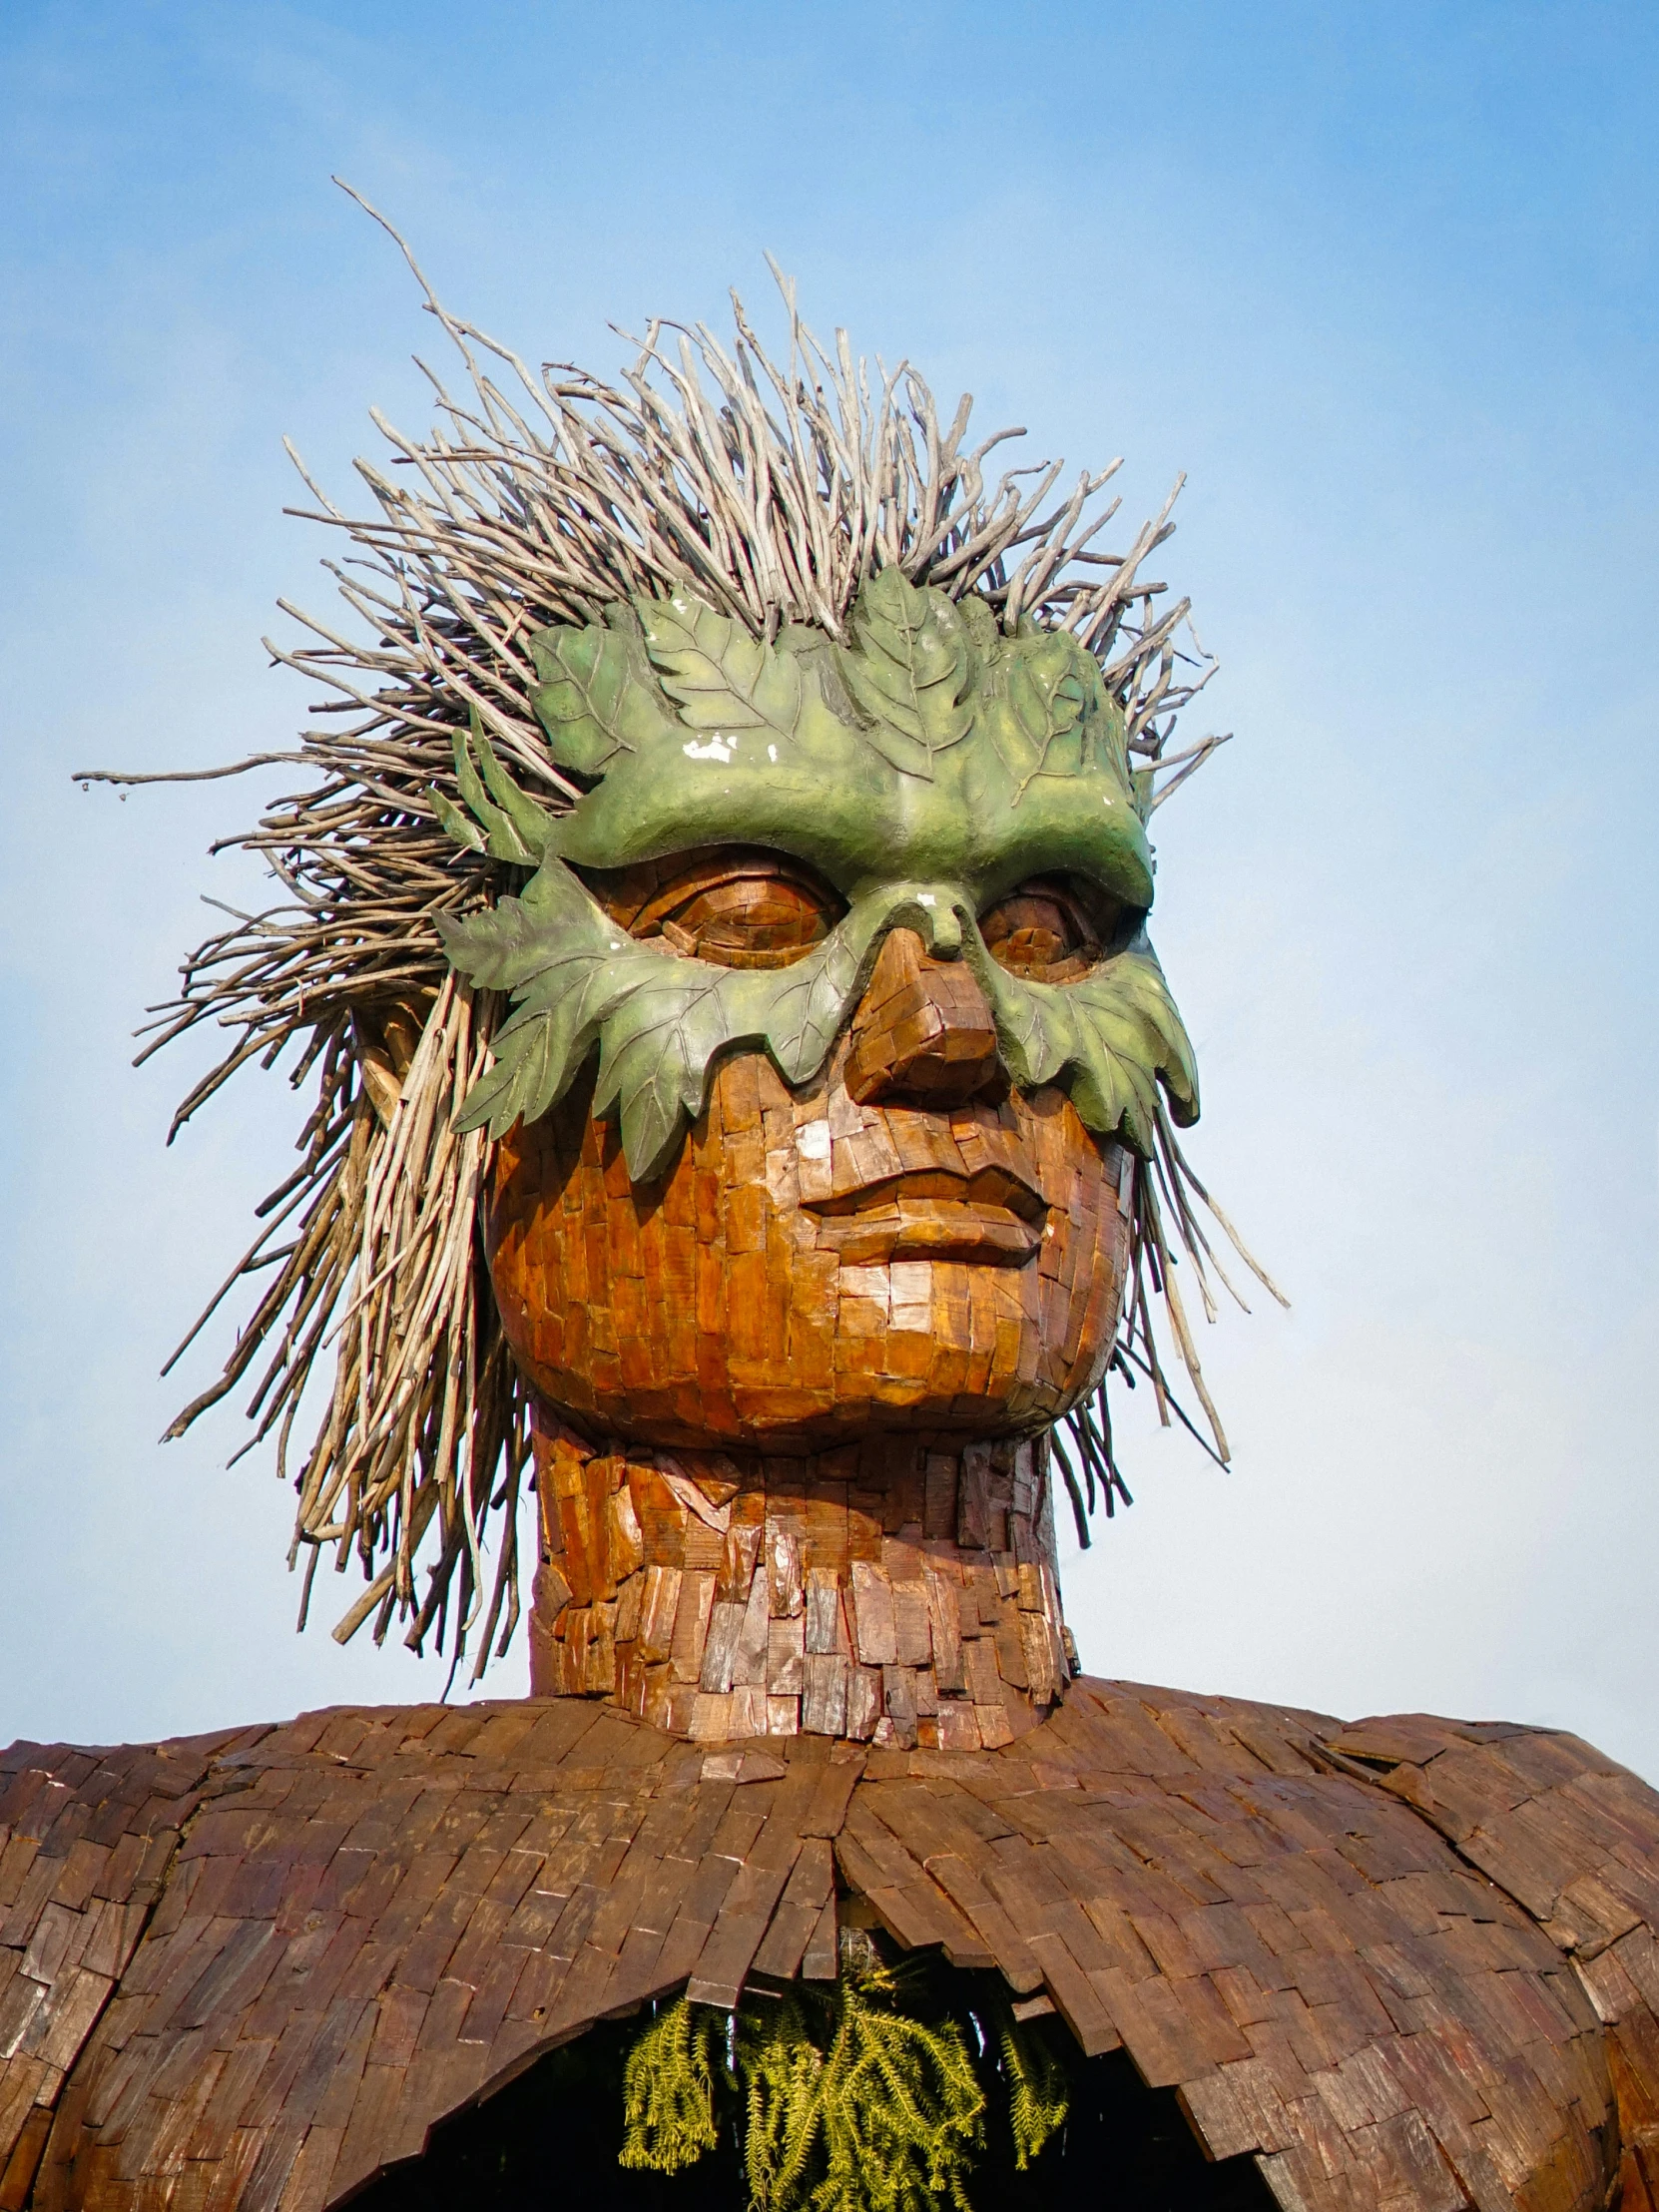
xmin=0 ymin=1682 xmax=1651 ymax=2212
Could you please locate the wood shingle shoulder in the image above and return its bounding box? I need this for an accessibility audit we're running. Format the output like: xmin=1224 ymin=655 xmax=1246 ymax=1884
xmin=1317 ymin=1710 xmax=1659 ymax=2212
xmin=2 ymin=1684 xmax=1654 ymax=2212
xmin=0 ymin=1729 xmax=273 ymax=2210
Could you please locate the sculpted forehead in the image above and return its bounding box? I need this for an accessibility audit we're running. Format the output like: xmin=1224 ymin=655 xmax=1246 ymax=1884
xmin=551 ymin=724 xmax=1153 ymax=911
xmin=533 ymin=578 xmax=1157 ymax=913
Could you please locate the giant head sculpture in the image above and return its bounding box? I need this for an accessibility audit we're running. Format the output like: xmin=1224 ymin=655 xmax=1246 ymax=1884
xmin=443 ymin=571 xmax=1193 ymax=1450
xmin=130 ymin=237 xmax=1260 ymax=1744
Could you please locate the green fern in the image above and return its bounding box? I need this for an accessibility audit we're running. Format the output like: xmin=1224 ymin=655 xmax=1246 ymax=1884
xmin=619 ymin=1957 xmax=1067 ymax=2208
xmin=618 ymin=1996 xmax=733 ymax=2173
xmin=741 ymin=1965 xmax=984 ymax=2212
xmin=996 ymin=2005 xmax=1070 ymax=2171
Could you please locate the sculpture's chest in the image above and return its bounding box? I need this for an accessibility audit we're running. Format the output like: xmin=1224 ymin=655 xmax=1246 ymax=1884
xmin=6 ymin=1686 xmax=1656 ymax=2212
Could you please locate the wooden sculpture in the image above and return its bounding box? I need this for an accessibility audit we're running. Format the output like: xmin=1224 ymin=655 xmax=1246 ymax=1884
xmin=9 ymin=228 xmax=1657 ymax=2212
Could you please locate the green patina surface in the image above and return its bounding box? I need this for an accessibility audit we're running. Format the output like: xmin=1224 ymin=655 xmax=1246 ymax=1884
xmin=437 ymin=570 xmax=1199 ymax=1181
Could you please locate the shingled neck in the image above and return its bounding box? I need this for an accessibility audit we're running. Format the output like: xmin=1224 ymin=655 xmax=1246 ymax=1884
xmin=527 ymin=1400 xmax=1076 ymax=1749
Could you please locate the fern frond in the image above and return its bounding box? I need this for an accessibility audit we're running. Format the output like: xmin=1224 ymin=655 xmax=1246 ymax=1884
xmin=616 ymin=1958 xmax=1093 ymax=2205
xmin=618 ymin=1996 xmax=731 ymax=2173
xmin=738 ymin=1962 xmax=984 ymax=2212
xmin=998 ymin=2007 xmax=1070 ymax=2170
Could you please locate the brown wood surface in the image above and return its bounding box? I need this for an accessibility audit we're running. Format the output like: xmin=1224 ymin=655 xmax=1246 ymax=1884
xmin=5 ymin=1682 xmax=1655 ymax=2212
xmin=525 ymin=1419 xmax=1071 ymax=1746
xmin=1321 ymin=1715 xmax=1659 ymax=2212
xmin=0 ymin=1732 xmax=269 ymax=2212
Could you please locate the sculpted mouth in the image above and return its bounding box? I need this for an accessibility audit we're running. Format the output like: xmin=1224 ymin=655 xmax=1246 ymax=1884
xmin=804 ymin=1166 xmax=1046 ymax=1268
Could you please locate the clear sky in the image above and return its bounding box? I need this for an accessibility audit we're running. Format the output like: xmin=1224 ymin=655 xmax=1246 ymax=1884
xmin=4 ymin=1 xmax=1656 ymax=1773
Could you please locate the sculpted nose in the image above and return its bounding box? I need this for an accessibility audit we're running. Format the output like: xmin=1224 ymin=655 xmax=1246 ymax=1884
xmin=842 ymin=926 xmax=1001 ymax=1107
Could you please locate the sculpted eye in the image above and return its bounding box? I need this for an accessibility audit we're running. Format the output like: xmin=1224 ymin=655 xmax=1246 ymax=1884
xmin=979 ymin=876 xmax=1133 ymax=982
xmin=585 ymin=848 xmax=844 ymax=969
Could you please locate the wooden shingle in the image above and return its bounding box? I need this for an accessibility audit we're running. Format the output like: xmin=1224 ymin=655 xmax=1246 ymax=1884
xmin=1 ymin=1683 xmax=1653 ymax=2212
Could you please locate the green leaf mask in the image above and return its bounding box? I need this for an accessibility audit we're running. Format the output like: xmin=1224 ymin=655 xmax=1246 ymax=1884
xmin=438 ymin=572 xmax=1199 ymax=1182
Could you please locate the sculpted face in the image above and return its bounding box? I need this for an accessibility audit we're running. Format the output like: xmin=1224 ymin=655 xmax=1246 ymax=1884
xmin=443 ymin=570 xmax=1199 ymax=1450
xmin=486 ymin=951 xmax=1130 ymax=1449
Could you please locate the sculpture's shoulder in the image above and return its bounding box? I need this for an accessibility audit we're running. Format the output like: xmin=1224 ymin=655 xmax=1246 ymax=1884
xmin=10 ymin=1685 xmax=1659 ymax=2212
xmin=4 ymin=1696 xmax=833 ymax=2212
xmin=1315 ymin=1706 xmax=1659 ymax=2195
xmin=1057 ymin=1678 xmax=1659 ymax=2014
xmin=0 ymin=1708 xmax=495 ymax=2209
xmin=0 ymin=1724 xmax=272 ymax=2202
xmin=1316 ymin=1707 xmax=1659 ymax=1958
xmin=962 ymin=1678 xmax=1659 ymax=2212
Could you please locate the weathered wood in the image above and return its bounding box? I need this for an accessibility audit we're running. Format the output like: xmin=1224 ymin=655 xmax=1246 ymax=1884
xmin=7 ymin=1683 xmax=1658 ymax=2212
xmin=41 ymin=588 xmax=1648 ymax=2212
xmin=489 ymin=1036 xmax=1128 ymax=1457
xmin=525 ymin=1417 xmax=1075 ymax=1746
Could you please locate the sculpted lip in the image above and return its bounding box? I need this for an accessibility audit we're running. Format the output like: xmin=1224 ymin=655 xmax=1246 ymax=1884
xmin=804 ymin=1164 xmax=1047 ymax=1268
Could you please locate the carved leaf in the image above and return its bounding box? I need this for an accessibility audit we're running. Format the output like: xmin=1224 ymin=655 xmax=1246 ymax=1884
xmin=445 ymin=715 xmax=541 ymax=863
xmin=438 ymin=892 xmax=565 ymax=994
xmin=840 ymin=569 xmax=974 ymax=779
xmin=452 ymin=1000 xmax=566 ymax=1137
xmin=976 ymin=938 xmax=1197 ymax=1154
xmin=472 ymin=713 xmax=557 ymax=859
xmin=445 ymin=850 xmax=875 ymax=1172
xmin=982 ymin=971 xmax=1072 ymax=1093
xmin=592 ymin=972 xmax=734 ymax=1181
xmin=1068 ymin=947 xmax=1199 ymax=1135
xmin=987 ymin=634 xmax=1093 ymax=799
xmin=529 ymin=621 xmax=663 ymax=780
xmin=639 ymin=594 xmax=805 ymax=738
xmin=430 ymin=788 xmax=484 ymax=853
xmin=760 ymin=927 xmax=868 ymax=1083
xmin=449 ymin=908 xmax=665 ymax=1139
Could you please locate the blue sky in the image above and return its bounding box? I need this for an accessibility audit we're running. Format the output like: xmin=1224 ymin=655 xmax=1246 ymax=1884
xmin=4 ymin=1 xmax=1656 ymax=1771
